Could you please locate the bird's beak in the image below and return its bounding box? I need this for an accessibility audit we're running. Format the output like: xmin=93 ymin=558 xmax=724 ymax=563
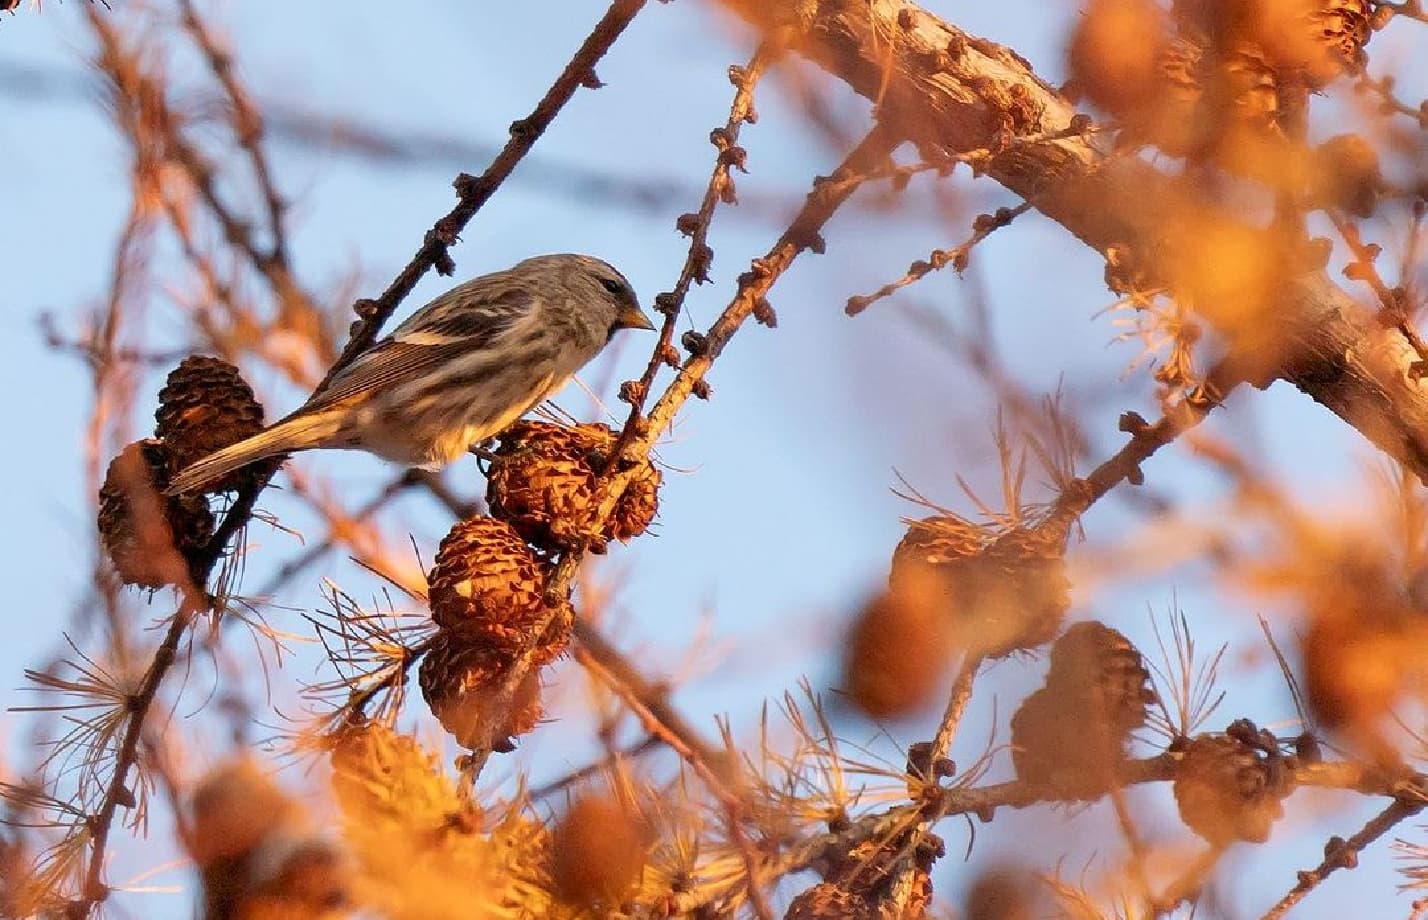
xmin=617 ymin=304 xmax=657 ymax=331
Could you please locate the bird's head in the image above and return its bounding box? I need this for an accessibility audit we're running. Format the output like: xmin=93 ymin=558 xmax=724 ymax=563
xmin=524 ymin=253 xmax=655 ymax=342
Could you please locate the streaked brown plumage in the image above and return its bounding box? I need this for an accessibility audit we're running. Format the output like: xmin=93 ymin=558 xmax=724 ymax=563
xmin=166 ymin=254 xmax=653 ymax=495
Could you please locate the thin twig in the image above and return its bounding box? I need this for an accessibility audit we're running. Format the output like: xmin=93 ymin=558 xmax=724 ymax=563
xmin=1152 ymin=846 xmax=1223 ymax=917
xmin=77 ymin=592 xmax=206 ymax=911
xmin=845 ymin=201 xmax=1032 ymax=315
xmin=178 ymin=0 xmax=290 ymax=270
xmin=1330 ymin=211 xmax=1428 ymax=373
xmin=1260 ymin=795 xmax=1427 ymax=920
xmin=253 ymin=473 xmax=412 ymax=597
xmin=927 ymin=655 xmax=982 ymax=767
xmin=527 ymin=735 xmax=661 ymax=801
xmin=1046 ymin=357 xmax=1243 ymax=531
xmin=606 ymin=38 xmax=777 ymax=467
xmin=573 ymin=622 xmax=723 ymax=766
xmin=1355 ymin=69 xmax=1428 ymax=125
xmin=651 ymin=748 xmax=1428 ymax=917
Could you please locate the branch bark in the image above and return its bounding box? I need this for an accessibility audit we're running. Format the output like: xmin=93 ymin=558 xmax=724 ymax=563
xmin=715 ymin=0 xmax=1428 ymax=480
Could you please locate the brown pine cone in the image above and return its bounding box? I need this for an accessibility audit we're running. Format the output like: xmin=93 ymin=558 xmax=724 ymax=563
xmin=1047 ymin=621 xmax=1158 ymax=737
xmin=1011 ymin=622 xmax=1156 ymax=792
xmin=155 ymin=355 xmax=267 ymax=493
xmin=1173 ymin=729 xmax=1290 ymax=844
xmin=1065 ymin=0 xmax=1170 ymax=125
xmin=418 ymin=633 xmax=545 ymax=752
xmin=785 ymin=883 xmax=879 ymax=920
xmin=890 ymin=518 xmax=1070 ymax=659
xmin=426 ymin=516 xmax=549 ymax=652
xmin=98 ymin=440 xmax=213 ymax=588
xmin=486 ymin=420 xmax=660 ymax=552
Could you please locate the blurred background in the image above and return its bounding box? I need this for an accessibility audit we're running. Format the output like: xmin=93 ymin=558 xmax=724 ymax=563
xmin=2 ymin=1 xmax=1426 ymax=916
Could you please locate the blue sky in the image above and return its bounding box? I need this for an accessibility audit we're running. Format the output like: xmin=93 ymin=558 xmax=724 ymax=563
xmin=1 ymin=2 xmax=1423 ymax=917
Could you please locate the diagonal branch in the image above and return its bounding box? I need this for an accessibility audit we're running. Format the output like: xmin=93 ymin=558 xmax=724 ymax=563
xmin=1261 ymin=795 xmax=1426 ymax=920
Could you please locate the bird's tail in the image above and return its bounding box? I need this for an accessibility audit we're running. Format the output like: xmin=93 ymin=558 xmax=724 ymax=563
xmin=165 ymin=412 xmax=340 ymax=495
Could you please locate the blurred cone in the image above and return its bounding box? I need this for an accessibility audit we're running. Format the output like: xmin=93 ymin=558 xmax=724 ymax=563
xmin=1173 ymin=726 xmax=1290 ymax=844
xmin=98 ymin=439 xmax=213 ymax=588
xmin=891 ymin=517 xmax=1071 ymax=659
xmin=550 ymin=792 xmax=653 ymax=908
xmin=841 ymin=571 xmax=954 ymax=720
xmin=1307 ymin=134 xmax=1383 ymax=217
xmin=1066 ymin=0 xmax=1170 ymax=123
xmin=186 ymin=760 xmax=347 ymax=920
xmin=1299 ymin=552 xmax=1428 ymax=763
xmin=1012 ymin=622 xmax=1156 ymax=792
xmin=964 ymin=867 xmax=1037 ymax=920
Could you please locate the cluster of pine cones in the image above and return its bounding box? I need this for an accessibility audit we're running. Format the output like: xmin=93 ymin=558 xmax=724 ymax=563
xmin=419 ymin=420 xmax=661 ymax=752
xmin=859 ymin=510 xmax=1302 ymax=846
xmin=98 ymin=356 xmax=267 ymax=590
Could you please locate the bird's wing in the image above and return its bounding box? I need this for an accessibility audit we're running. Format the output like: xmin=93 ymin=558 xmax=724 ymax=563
xmin=387 ymin=276 xmax=534 ymax=344
xmin=293 ymin=286 xmax=535 ymax=416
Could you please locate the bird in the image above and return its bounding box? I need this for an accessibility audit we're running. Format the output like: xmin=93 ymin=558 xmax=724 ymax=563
xmin=166 ymin=253 xmax=654 ymax=495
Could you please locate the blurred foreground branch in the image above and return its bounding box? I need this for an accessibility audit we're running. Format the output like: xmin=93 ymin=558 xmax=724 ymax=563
xmin=717 ymin=0 xmax=1428 ymax=481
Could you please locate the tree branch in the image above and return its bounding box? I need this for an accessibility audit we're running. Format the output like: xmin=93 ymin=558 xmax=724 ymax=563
xmin=1261 ymin=795 xmax=1426 ymax=920
xmin=715 ymin=0 xmax=1428 ymax=482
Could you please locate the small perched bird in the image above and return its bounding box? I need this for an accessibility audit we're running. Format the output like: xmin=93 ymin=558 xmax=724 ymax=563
xmin=166 ymin=253 xmax=654 ymax=495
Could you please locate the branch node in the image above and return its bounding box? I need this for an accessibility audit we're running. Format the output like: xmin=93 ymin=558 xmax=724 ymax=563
xmin=681 ymin=330 xmax=709 ymax=356
xmin=719 ymin=145 xmax=749 ymax=172
xmin=452 ymin=172 xmax=483 ymax=198
xmin=654 ymin=291 xmax=680 ymax=315
xmin=618 ymin=379 xmax=646 ymax=405
xmin=1118 ymin=410 xmax=1150 ymax=434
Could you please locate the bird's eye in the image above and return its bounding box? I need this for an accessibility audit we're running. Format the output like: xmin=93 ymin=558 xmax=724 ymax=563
xmin=600 ymin=278 xmax=624 ymax=296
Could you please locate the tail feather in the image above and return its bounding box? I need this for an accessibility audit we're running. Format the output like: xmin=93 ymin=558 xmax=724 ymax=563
xmin=165 ymin=414 xmax=335 ymax=494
